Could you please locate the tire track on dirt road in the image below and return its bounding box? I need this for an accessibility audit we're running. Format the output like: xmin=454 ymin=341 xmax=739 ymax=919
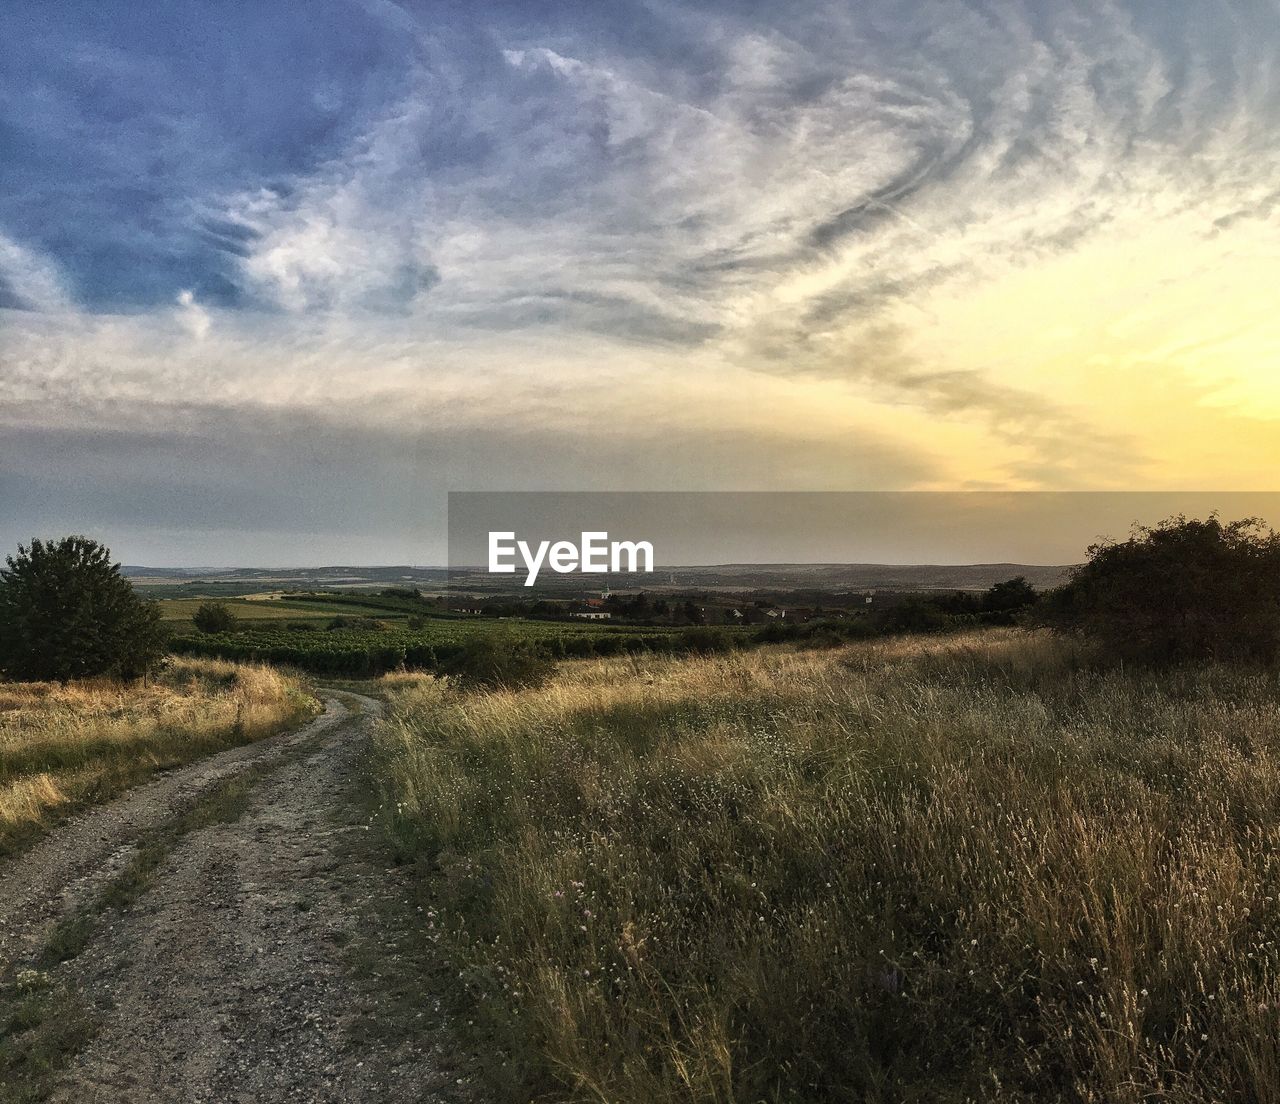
xmin=3 ymin=692 xmax=462 ymax=1103
xmin=0 ymin=698 xmax=347 ymax=974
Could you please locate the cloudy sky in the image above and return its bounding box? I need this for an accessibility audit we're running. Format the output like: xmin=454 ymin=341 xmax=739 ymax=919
xmin=3 ymin=0 xmax=1280 ymax=564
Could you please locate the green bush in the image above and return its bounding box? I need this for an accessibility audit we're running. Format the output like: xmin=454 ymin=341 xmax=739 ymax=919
xmin=327 ymin=615 xmax=385 ymax=631
xmin=1038 ymin=515 xmax=1280 ymax=663
xmin=872 ymin=597 xmax=953 ymax=635
xmin=192 ymin=601 xmax=236 ymax=634
xmin=678 ymin=626 xmax=734 ymax=654
xmin=440 ymin=633 xmax=556 ymax=690
xmin=754 ymin=620 xmax=801 ymax=643
xmin=0 ymin=536 xmax=166 ymax=682
xmin=561 ymin=636 xmax=596 ymax=658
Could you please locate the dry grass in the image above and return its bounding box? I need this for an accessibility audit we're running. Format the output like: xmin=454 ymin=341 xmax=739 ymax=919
xmin=0 ymin=658 xmax=316 ymax=856
xmin=373 ymin=629 xmax=1280 ymax=1103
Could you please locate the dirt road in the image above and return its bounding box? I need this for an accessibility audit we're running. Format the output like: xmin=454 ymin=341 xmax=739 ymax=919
xmin=0 ymin=692 xmax=459 ymax=1103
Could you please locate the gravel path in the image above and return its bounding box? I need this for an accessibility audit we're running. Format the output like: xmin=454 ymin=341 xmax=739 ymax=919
xmin=0 ymin=698 xmax=347 ymax=975
xmin=2 ymin=692 xmax=455 ymax=1103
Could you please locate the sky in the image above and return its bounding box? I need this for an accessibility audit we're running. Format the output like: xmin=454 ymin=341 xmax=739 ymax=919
xmin=2 ymin=0 xmax=1280 ymax=565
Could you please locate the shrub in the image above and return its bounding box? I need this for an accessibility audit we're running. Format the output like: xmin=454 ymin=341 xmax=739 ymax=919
xmin=327 ymin=615 xmax=384 ymax=631
xmin=678 ymin=626 xmax=734 ymax=654
xmin=0 ymin=536 xmax=167 ymax=682
xmin=405 ymin=642 xmax=438 ymax=668
xmin=871 ymin=596 xmax=954 ymax=635
xmin=801 ymin=625 xmax=846 ymax=649
xmin=440 ymin=633 xmax=556 ymax=690
xmin=1038 ymin=515 xmax=1280 ymax=663
xmin=592 ymin=634 xmax=627 ymax=656
xmin=983 ymin=575 xmax=1038 ymax=621
xmin=561 ymin=636 xmax=596 ymax=658
xmin=193 ymin=601 xmax=236 ymax=634
xmin=754 ymin=620 xmax=802 ymax=643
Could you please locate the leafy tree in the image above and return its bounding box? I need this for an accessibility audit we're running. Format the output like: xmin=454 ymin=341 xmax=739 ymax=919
xmin=984 ymin=576 xmax=1038 ymax=614
xmin=982 ymin=576 xmax=1039 ymax=624
xmin=193 ymin=601 xmax=236 ymax=634
xmin=1038 ymin=515 xmax=1280 ymax=663
xmin=0 ymin=536 xmax=167 ymax=682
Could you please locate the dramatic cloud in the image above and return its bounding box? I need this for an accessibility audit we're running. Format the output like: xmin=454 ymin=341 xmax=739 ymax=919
xmin=3 ymin=0 xmax=1280 ymax=560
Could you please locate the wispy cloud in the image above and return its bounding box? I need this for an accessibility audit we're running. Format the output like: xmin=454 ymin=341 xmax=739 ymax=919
xmin=4 ymin=0 xmax=1280 ymax=558
xmin=0 ymin=232 xmax=71 ymax=312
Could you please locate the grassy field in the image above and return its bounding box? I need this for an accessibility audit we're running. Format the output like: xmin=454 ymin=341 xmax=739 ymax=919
xmin=0 ymin=658 xmax=317 ymax=856
xmin=155 ymin=596 xmax=374 ymax=630
xmin=171 ymin=616 xmax=709 ymax=677
xmin=372 ymin=629 xmax=1280 ymax=1103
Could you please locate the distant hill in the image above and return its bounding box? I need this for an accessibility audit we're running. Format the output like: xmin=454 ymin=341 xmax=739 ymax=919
xmin=122 ymin=565 xmax=452 ymax=597
xmin=124 ymin=562 xmax=1075 ymax=595
xmin=666 ymin=563 xmax=1076 ymax=591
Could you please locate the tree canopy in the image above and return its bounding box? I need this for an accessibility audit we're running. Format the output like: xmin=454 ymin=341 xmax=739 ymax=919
xmin=1038 ymin=515 xmax=1280 ymax=663
xmin=193 ymin=601 xmax=236 ymax=634
xmin=0 ymin=536 xmax=167 ymax=681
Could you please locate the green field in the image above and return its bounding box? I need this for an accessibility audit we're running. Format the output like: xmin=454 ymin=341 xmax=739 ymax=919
xmin=170 ymin=618 xmax=707 ymax=675
xmin=157 ymin=597 xmax=359 ymax=625
xmin=155 ymin=594 xmax=432 ymax=631
xmin=159 ymin=589 xmax=760 ymax=674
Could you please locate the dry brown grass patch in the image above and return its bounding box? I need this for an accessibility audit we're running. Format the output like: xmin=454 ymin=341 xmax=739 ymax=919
xmin=373 ymin=629 xmax=1280 ymax=1103
xmin=0 ymin=658 xmax=316 ymax=855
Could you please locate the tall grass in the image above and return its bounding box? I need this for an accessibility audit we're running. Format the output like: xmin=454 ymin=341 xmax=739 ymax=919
xmin=373 ymin=630 xmax=1280 ymax=1103
xmin=0 ymin=658 xmax=316 ymax=855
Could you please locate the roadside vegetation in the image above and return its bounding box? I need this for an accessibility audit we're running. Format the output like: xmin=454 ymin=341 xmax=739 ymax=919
xmin=0 ymin=657 xmax=316 ymax=856
xmin=372 ymin=628 xmax=1280 ymax=1103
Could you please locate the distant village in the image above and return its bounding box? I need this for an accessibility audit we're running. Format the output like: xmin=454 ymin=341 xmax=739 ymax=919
xmin=443 ymin=586 xmax=927 ymax=626
xmin=416 ymin=568 xmax=1044 ymax=639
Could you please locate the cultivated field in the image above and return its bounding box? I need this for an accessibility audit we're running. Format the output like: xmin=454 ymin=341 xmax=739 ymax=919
xmin=155 ymin=595 xmax=381 ymax=630
xmin=0 ymin=658 xmax=316 ymax=855
xmin=372 ymin=629 xmax=1280 ymax=1103
xmin=172 ymin=616 xmax=707 ymax=676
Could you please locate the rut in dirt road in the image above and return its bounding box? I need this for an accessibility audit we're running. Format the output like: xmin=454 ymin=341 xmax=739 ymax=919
xmin=4 ymin=692 xmax=462 ymax=1104
xmin=0 ymin=699 xmax=348 ymax=975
